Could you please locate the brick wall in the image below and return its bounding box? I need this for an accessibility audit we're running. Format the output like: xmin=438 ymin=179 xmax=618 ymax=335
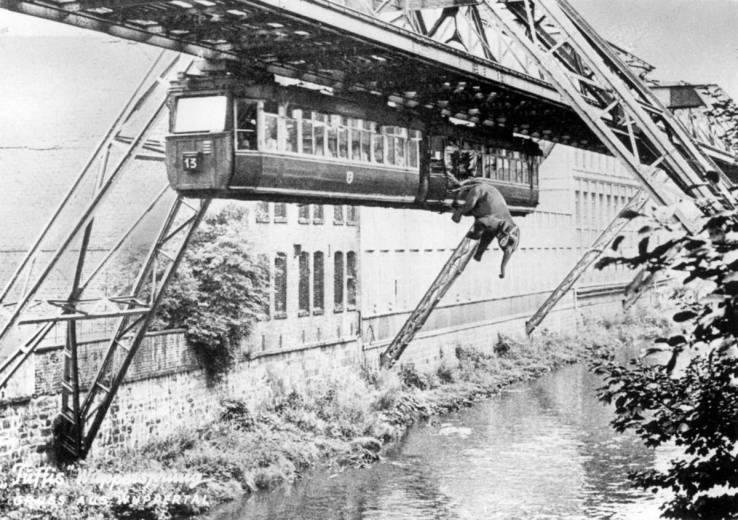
xmin=0 ymin=290 xmax=621 ymax=464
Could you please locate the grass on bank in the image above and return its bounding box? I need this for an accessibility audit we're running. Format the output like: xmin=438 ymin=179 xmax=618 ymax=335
xmin=0 ymin=310 xmax=668 ymax=520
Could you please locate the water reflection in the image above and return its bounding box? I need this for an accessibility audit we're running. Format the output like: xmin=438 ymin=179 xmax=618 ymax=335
xmin=213 ymin=364 xmax=666 ymax=520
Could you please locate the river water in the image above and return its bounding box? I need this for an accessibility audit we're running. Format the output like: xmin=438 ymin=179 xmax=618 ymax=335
xmin=214 ymin=362 xmax=671 ymax=520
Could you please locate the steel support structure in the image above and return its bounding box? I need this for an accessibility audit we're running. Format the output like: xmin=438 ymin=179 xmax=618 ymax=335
xmin=68 ymin=196 xmax=210 ymax=459
xmin=58 ymin=221 xmax=94 ymax=458
xmin=380 ymin=228 xmax=478 ymax=368
xmin=525 ymin=189 xmax=648 ymax=334
xmin=481 ymin=0 xmax=734 ymax=332
xmin=0 ymin=52 xmax=199 ymax=461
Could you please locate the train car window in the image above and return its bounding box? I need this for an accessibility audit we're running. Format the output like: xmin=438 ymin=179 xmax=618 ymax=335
xmin=346 ymin=251 xmax=357 ymax=309
xmin=313 ymin=112 xmax=326 ymax=156
xmin=173 ymin=95 xmax=227 ymax=133
xmin=235 ymin=99 xmax=258 ymax=150
xmin=384 ymin=127 xmax=396 ymax=165
xmin=260 ymin=101 xmax=278 ymax=152
xmin=264 ymin=114 xmax=278 ymax=151
xmin=313 ymin=252 xmax=324 ymax=314
xmin=372 ymin=127 xmax=384 ymax=164
xmin=360 ymin=123 xmax=371 ymax=163
xmin=395 ymin=128 xmax=406 ymax=167
xmin=327 ymin=115 xmax=339 ymax=158
xmin=334 ymin=251 xmax=344 ymax=312
xmin=285 ymin=117 xmax=299 ymax=153
xmin=298 ymin=251 xmax=310 ymax=317
xmin=274 ymin=253 xmax=287 ymax=318
xmin=408 ymin=130 xmax=420 ymax=168
xmin=338 ymin=123 xmax=349 ymax=160
xmin=302 ymin=116 xmax=314 ymax=155
xmin=349 ymin=121 xmax=360 ymax=162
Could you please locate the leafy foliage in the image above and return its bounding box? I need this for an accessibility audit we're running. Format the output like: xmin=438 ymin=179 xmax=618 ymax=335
xmin=592 ymin=207 xmax=738 ymax=519
xmin=154 ymin=204 xmax=268 ymax=381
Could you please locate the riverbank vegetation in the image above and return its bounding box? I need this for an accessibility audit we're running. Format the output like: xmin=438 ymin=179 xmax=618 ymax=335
xmin=593 ymin=208 xmax=738 ymax=519
xmin=1 ymin=310 xmax=666 ymax=520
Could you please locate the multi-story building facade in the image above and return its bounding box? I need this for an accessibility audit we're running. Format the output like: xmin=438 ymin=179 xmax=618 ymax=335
xmin=237 ymin=142 xmax=640 ymax=366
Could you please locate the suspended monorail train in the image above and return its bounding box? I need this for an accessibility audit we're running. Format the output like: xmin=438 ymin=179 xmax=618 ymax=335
xmin=165 ymin=75 xmax=542 ymax=214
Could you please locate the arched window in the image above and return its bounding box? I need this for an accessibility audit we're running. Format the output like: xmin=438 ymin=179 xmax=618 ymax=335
xmin=346 ymin=251 xmax=357 ymax=309
xmin=298 ymin=251 xmax=310 ymax=316
xmin=313 ymin=252 xmax=324 ymax=314
xmin=274 ymin=253 xmax=287 ymax=318
xmin=334 ymin=251 xmax=344 ymax=312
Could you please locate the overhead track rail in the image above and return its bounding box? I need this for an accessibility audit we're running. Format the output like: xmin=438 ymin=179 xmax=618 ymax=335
xmin=481 ymin=0 xmax=735 ymax=333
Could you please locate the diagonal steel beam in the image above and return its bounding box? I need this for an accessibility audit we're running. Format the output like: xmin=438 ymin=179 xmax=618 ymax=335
xmin=525 ymin=189 xmax=649 ymax=334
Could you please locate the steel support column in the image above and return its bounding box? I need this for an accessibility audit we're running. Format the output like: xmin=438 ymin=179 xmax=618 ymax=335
xmin=380 ymin=227 xmax=478 ymax=368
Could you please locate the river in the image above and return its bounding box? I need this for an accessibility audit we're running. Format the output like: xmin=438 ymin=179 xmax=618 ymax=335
xmin=212 ymin=362 xmax=672 ymax=520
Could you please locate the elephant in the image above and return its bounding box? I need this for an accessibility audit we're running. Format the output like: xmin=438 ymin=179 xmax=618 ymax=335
xmin=451 ymin=179 xmax=520 ymax=278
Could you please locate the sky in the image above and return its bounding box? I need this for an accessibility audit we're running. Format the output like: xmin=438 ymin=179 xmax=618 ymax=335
xmin=0 ymin=0 xmax=736 ymax=99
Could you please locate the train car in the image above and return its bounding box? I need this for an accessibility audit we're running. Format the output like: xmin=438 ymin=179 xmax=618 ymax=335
xmin=165 ymin=74 xmax=542 ymax=214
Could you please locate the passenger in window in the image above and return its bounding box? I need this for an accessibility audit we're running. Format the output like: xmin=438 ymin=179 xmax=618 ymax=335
xmin=265 ymin=115 xmax=278 ymax=152
xmin=236 ymin=101 xmax=257 ymax=150
xmin=459 ymin=142 xmax=478 ymax=179
xmin=444 ymin=138 xmax=460 ymax=180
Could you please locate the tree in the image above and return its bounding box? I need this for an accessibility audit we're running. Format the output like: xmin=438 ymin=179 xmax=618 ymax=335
xmin=154 ymin=204 xmax=269 ymax=381
xmin=593 ymin=206 xmax=738 ymax=519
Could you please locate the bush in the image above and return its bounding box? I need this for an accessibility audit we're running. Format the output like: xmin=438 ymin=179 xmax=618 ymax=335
xmin=593 ymin=206 xmax=738 ymax=519
xmin=154 ymin=204 xmax=268 ymax=381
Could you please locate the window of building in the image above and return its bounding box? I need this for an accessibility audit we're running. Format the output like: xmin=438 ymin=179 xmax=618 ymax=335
xmin=298 ymin=251 xmax=310 ymax=316
xmin=259 ymin=253 xmax=271 ymax=319
xmin=312 ymin=204 xmax=324 ymax=224
xmin=346 ymin=251 xmax=357 ymax=309
xmin=313 ymin=251 xmax=324 ymax=314
xmin=298 ymin=204 xmax=310 ymax=224
xmin=334 ymin=251 xmax=344 ymax=312
xmin=347 ymin=205 xmax=359 ymax=225
xmin=274 ymin=253 xmax=287 ymax=318
xmin=333 ymin=205 xmax=344 ymax=225
xmin=274 ymin=202 xmax=287 ymax=223
xmin=256 ymin=201 xmax=270 ymax=223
